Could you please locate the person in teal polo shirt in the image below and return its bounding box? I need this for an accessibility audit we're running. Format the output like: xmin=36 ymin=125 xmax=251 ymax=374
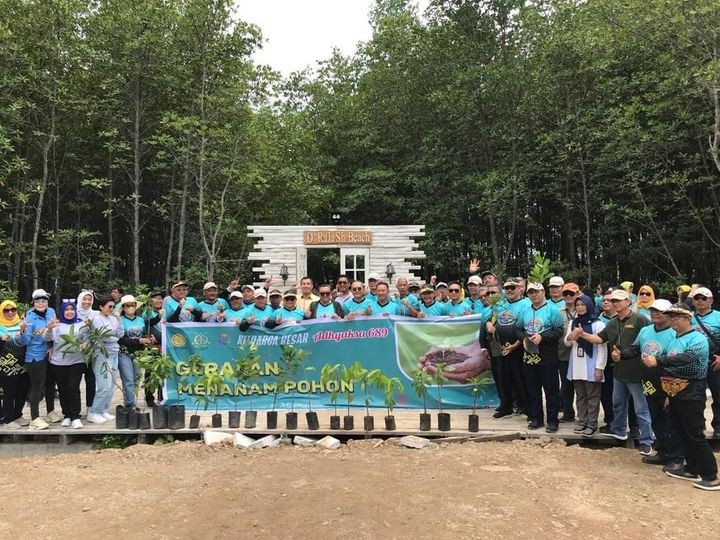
xmin=417 ymin=286 xmax=450 ymax=317
xmin=343 ymin=280 xmax=373 ymax=319
xmin=197 ymin=281 xmax=229 ymax=322
xmin=266 ymin=290 xmax=306 ymax=327
xmin=238 ymin=288 xmax=274 ymax=331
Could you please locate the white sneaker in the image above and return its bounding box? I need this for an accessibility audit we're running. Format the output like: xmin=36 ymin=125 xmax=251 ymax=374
xmin=61 ymin=418 xmax=72 ymax=427
xmin=86 ymin=413 xmax=107 ymax=424
xmin=71 ymin=419 xmax=83 ymax=429
xmin=15 ymin=416 xmax=30 ymax=426
xmin=45 ymin=410 xmax=63 ymax=423
xmin=102 ymin=412 xmax=116 ymax=421
xmin=4 ymin=421 xmax=22 ymax=430
xmin=29 ymin=418 xmax=50 ymax=430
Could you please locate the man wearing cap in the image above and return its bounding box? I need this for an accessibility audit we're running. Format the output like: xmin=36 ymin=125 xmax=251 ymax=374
xmin=118 ymin=294 xmax=157 ymax=411
xmin=642 ymin=304 xmax=719 ymax=490
xmin=197 ymin=282 xmax=230 ymax=322
xmin=268 ymin=289 xmax=283 ymax=311
xmin=417 ymin=286 xmax=450 ymax=317
xmin=366 ymin=273 xmax=382 ymax=300
xmin=689 ymin=287 xmax=720 ymax=438
xmin=239 ymin=289 xmax=274 ymax=331
xmin=163 ymin=281 xmax=202 ymax=322
xmin=486 ymin=277 xmax=529 ymax=418
xmin=308 ymin=284 xmax=344 ymax=319
xmin=517 ymin=282 xmax=564 ymax=431
xmin=613 ymin=299 xmax=680 ymax=461
xmin=225 ymin=291 xmax=248 ymax=321
xmin=548 ymin=276 xmax=565 ymax=308
xmin=557 ymin=282 xmax=581 ymax=423
xmin=574 ymin=289 xmax=653 ymax=446
xmin=266 ymin=290 xmax=306 ymax=327
xmin=296 ymin=276 xmax=320 ymax=311
xmin=434 ymin=282 xmax=450 ymax=303
xmin=464 ymin=276 xmax=485 ymax=315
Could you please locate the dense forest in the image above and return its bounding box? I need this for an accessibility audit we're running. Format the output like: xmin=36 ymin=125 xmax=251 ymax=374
xmin=1 ymin=0 xmax=719 ymax=299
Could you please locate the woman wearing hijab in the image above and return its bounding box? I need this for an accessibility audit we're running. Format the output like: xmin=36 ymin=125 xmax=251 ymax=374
xmin=76 ymin=290 xmax=97 ymax=413
xmin=634 ymin=285 xmax=655 ymax=319
xmin=118 ymin=294 xmax=159 ymax=411
xmin=17 ymin=289 xmax=58 ymax=430
xmin=44 ymin=301 xmax=87 ymax=429
xmin=564 ymin=295 xmax=607 ymax=438
xmin=0 ymin=300 xmax=31 ymax=429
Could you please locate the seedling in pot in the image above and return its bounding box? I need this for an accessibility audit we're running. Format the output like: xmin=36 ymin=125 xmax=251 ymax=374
xmin=303 ymin=365 xmax=319 ymax=430
xmin=358 ymin=367 xmax=382 ymax=432
xmin=273 ymin=344 xmax=309 ymax=430
xmin=320 ymin=363 xmax=342 ymax=429
xmin=135 ymin=348 xmax=176 ymax=428
xmin=467 ymin=374 xmax=487 ymax=433
xmin=230 ymin=345 xmax=261 ymax=428
xmin=340 ymin=361 xmax=364 ymax=430
xmin=410 ymin=368 xmax=433 ymax=431
xmin=380 ymin=375 xmax=404 ymax=431
xmin=432 ymin=362 xmax=453 ymax=431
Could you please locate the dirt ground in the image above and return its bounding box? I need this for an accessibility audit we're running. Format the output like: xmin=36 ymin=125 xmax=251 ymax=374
xmin=0 ymin=438 xmax=718 ymax=539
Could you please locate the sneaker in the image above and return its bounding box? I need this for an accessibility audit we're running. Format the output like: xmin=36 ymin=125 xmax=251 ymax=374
xmin=629 ymin=427 xmax=641 ymax=439
xmin=546 ymin=423 xmax=559 ymax=433
xmin=514 ymin=408 xmax=526 ymax=416
xmin=45 ymin=410 xmax=63 ymax=423
xmin=559 ymin=415 xmax=575 ymax=423
xmin=15 ymin=416 xmax=30 ymax=426
xmin=638 ymin=444 xmax=653 ymax=456
xmin=573 ymin=425 xmax=587 ymax=434
xmin=71 ymin=419 xmax=83 ymax=429
xmin=102 ymin=412 xmax=116 ymax=421
xmin=581 ymin=427 xmax=597 ymax=438
xmin=86 ymin=413 xmax=107 ymax=424
xmin=599 ymin=425 xmax=628 ymax=440
xmin=492 ymin=410 xmax=513 ymax=419
xmin=664 ymin=466 xmax=701 ymax=481
xmin=61 ymin=418 xmax=71 ymax=427
xmin=693 ymin=478 xmax=720 ymax=491
xmin=641 ymin=453 xmax=666 ymax=465
xmin=29 ymin=418 xmax=50 ymax=430
xmin=527 ymin=420 xmax=544 ymax=430
xmin=4 ymin=421 xmax=22 ymax=430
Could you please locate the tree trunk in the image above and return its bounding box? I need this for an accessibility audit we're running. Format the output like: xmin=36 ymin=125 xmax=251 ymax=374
xmin=107 ymin=148 xmax=115 ymax=280
xmin=31 ymin=107 xmax=55 ymax=290
xmin=131 ymin=76 xmax=142 ymax=285
xmin=175 ymin=148 xmax=189 ymax=282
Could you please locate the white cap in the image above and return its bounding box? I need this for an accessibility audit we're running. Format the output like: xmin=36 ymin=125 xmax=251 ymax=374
xmin=690 ymin=287 xmax=713 ymax=299
xmin=229 ymin=291 xmax=243 ymax=300
xmin=526 ymin=282 xmax=544 ymax=292
xmin=649 ymin=299 xmax=672 ymax=312
xmin=241 ymin=284 xmax=255 ymax=292
xmin=368 ymin=272 xmax=381 ymax=281
xmin=435 ymin=282 xmax=449 ymax=289
xmin=548 ymin=276 xmax=564 ymax=287
xmin=118 ymin=294 xmax=143 ymax=311
xmin=203 ymin=281 xmax=218 ymax=291
xmin=32 ymin=289 xmax=50 ymax=300
xmin=254 ymin=288 xmax=268 ymax=298
xmin=467 ymin=276 xmax=482 ymax=285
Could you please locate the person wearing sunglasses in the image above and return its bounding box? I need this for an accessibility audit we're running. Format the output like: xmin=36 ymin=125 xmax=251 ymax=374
xmin=307 ymin=284 xmax=344 ymax=320
xmin=486 ymin=277 xmax=530 ymax=418
xmin=416 ymin=286 xmax=450 ymax=317
xmin=571 ymin=289 xmax=653 ymax=452
xmin=266 ymin=289 xmax=307 ymax=326
xmin=0 ymin=300 xmax=30 ymax=429
xmin=342 ymin=280 xmax=373 ymax=319
xmin=689 ymin=287 xmax=720 ymax=439
xmin=446 ymin=281 xmax=473 ymax=317
xmin=333 ymin=275 xmax=352 ymax=306
xmin=634 ymin=285 xmax=656 ymax=318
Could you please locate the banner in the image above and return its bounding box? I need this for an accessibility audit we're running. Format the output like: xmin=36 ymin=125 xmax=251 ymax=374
xmin=162 ymin=315 xmax=498 ymax=411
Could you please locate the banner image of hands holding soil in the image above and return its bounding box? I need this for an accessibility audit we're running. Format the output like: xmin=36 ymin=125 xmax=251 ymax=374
xmin=163 ymin=316 xmax=498 ymax=410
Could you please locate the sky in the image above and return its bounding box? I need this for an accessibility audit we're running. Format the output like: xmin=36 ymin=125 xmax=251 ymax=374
xmin=237 ymin=0 xmax=430 ymax=77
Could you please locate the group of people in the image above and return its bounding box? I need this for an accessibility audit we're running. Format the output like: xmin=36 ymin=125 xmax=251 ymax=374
xmin=0 ymin=269 xmax=717 ymax=491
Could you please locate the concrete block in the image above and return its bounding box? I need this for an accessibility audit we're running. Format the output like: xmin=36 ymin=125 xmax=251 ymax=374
xmin=315 ymin=435 xmax=341 ymax=450
xmin=203 ymin=431 xmax=233 ymax=445
xmin=233 ymin=433 xmax=256 ymax=448
xmin=249 ymin=434 xmax=278 ymax=449
xmin=400 ymin=435 xmax=430 ymax=449
xmin=293 ymin=435 xmax=317 ymax=447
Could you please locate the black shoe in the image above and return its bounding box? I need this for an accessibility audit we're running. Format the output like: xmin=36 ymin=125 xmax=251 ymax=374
xmin=641 ymin=453 xmax=665 ymax=465
xmin=492 ymin=410 xmax=513 ymax=419
xmin=638 ymin=443 xmax=653 ymax=456
xmin=546 ymin=423 xmax=559 ymax=433
xmin=558 ymin=415 xmax=575 ymax=423
xmin=573 ymin=424 xmax=587 ymax=434
xmin=629 ymin=427 xmax=640 ymax=439
xmin=527 ymin=420 xmax=544 ymax=430
xmin=599 ymin=425 xmax=628 ymax=440
xmin=514 ymin=408 xmax=527 ymax=416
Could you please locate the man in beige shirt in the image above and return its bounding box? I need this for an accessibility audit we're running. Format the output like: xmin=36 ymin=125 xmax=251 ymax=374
xmin=296 ymin=276 xmax=320 ymax=311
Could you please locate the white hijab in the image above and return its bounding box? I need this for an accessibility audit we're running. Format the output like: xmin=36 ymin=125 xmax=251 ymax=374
xmin=76 ymin=290 xmax=98 ymax=321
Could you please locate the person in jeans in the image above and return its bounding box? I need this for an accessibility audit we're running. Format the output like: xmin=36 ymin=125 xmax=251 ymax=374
xmin=574 ymin=288 xmax=654 ymax=454
xmin=564 ymin=295 xmax=607 ymax=437
xmin=0 ymin=300 xmax=30 ymax=429
xmin=86 ymin=296 xmax=123 ymax=424
xmin=17 ymin=289 xmax=57 ymax=430
xmin=45 ymin=301 xmax=87 ymax=429
xmin=643 ymin=304 xmax=720 ymax=491
xmin=118 ymin=294 xmax=158 ymax=410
